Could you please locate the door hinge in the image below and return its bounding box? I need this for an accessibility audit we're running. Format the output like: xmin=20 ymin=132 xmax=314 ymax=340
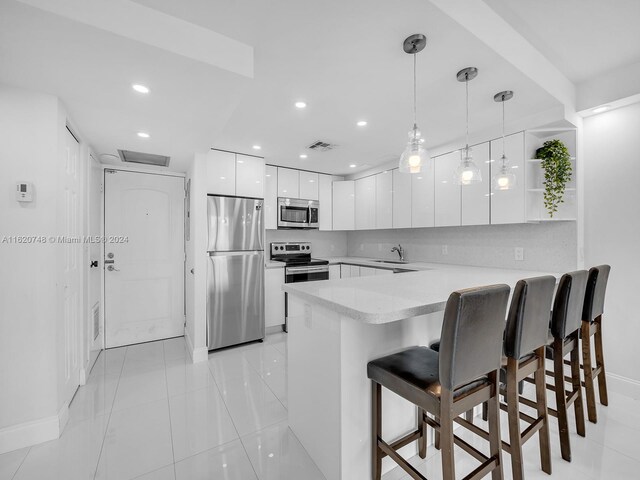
xmin=100 ymin=182 xmax=104 ymax=193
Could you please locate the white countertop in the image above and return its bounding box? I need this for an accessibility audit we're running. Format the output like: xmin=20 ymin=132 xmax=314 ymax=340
xmin=283 ymin=262 xmax=559 ymax=324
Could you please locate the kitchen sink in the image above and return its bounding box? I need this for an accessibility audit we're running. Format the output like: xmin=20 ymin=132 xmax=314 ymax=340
xmin=392 ymin=268 xmax=415 ymax=274
xmin=372 ymin=260 xmax=408 ymax=264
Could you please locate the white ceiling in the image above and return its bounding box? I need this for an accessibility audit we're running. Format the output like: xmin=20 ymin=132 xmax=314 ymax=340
xmin=483 ymin=0 xmax=640 ymax=84
xmin=3 ymin=0 xmax=634 ymax=175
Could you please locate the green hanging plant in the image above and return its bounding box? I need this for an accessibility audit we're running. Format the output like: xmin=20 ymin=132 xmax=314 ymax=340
xmin=536 ymin=139 xmax=572 ymax=218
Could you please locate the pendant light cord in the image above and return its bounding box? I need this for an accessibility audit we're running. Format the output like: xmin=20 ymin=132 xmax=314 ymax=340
xmin=465 ymin=74 xmax=470 ymax=156
xmin=413 ymin=53 xmax=417 ymax=128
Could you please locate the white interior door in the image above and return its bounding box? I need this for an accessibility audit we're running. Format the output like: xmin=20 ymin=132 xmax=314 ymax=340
xmin=104 ymin=170 xmax=185 ymax=348
xmin=87 ymin=153 xmax=102 ymax=368
xmin=61 ymin=127 xmax=82 ymax=404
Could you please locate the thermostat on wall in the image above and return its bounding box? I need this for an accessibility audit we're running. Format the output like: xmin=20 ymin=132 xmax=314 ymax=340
xmin=16 ymin=182 xmax=34 ymax=202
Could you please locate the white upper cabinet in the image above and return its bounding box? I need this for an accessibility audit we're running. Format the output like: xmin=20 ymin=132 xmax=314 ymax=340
xmin=411 ymin=160 xmax=435 ymax=228
xmin=278 ymin=168 xmax=299 ymax=198
xmin=332 ymin=181 xmax=355 ymax=230
xmin=205 ymin=150 xmax=236 ymax=196
xmin=236 ymin=154 xmax=264 ymax=198
xmin=393 ymin=168 xmax=413 ymax=228
xmin=491 ymin=132 xmax=525 ymax=224
xmin=318 ymin=174 xmax=333 ymax=231
xmin=392 ymin=169 xmax=412 ymax=228
xmin=461 ymin=142 xmax=490 ymax=226
xmin=299 ymin=171 xmax=319 ymax=200
xmin=264 ymin=165 xmax=278 ymax=229
xmin=434 ymin=151 xmax=461 ymax=227
xmin=375 ymin=171 xmax=393 ymax=229
xmin=355 ymin=176 xmax=376 ymax=230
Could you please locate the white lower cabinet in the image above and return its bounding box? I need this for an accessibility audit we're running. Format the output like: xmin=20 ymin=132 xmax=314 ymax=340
xmin=264 ymin=267 xmax=285 ymax=328
xmin=329 ymin=264 xmax=340 ymax=280
xmin=359 ymin=266 xmax=377 ymax=277
xmin=434 ymin=150 xmax=462 ymax=227
xmin=340 ymin=264 xmax=351 ymax=278
xmin=375 ymin=268 xmax=394 ymax=276
xmin=350 ymin=265 xmax=361 ymax=277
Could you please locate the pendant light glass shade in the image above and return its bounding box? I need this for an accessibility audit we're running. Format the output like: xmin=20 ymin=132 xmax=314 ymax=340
xmin=399 ymin=34 xmax=429 ymax=174
xmin=492 ymin=154 xmax=516 ymax=190
xmin=491 ymin=90 xmax=516 ymax=190
xmin=455 ymin=67 xmax=482 ymax=185
xmin=454 ymin=145 xmax=482 ymax=185
xmin=399 ymin=124 xmax=428 ymax=173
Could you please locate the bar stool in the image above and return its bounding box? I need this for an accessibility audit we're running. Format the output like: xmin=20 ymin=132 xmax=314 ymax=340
xmin=464 ymin=276 xmax=556 ymax=480
xmin=367 ymin=284 xmax=510 ymax=480
xmin=580 ymin=265 xmax=611 ymax=423
xmin=522 ymin=270 xmax=588 ymax=462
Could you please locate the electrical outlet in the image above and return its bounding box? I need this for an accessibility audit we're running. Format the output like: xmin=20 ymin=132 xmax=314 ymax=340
xmin=514 ymin=247 xmax=524 ymax=261
xmin=442 ymin=245 xmax=448 ymax=255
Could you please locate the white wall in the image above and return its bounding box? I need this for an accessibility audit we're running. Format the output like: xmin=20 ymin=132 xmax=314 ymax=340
xmin=184 ymin=154 xmax=208 ymax=362
xmin=347 ymin=222 xmax=577 ymax=273
xmin=266 ymin=230 xmax=348 ymax=258
xmin=584 ymin=101 xmax=640 ymax=394
xmin=0 ymin=85 xmax=62 ymax=450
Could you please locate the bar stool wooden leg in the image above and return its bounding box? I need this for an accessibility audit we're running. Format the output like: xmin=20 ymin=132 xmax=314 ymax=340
xmin=553 ymin=339 xmax=572 ymax=462
xmin=418 ymin=408 xmax=427 ymax=459
xmin=372 ymin=382 xmax=382 ymax=480
xmin=487 ymin=371 xmax=504 ymax=480
xmin=434 ymin=415 xmax=441 ymax=450
xmin=440 ymin=390 xmax=456 ymax=480
xmin=534 ymin=347 xmax=552 ymax=475
xmin=581 ymin=321 xmax=598 ymax=423
xmin=506 ymin=359 xmax=524 ymax=480
xmin=594 ymin=315 xmax=609 ymax=406
xmin=570 ymin=339 xmax=586 ymax=437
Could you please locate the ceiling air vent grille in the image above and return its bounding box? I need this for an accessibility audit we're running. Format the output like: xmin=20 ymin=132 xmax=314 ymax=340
xmin=307 ymin=141 xmax=336 ymax=152
xmin=118 ymin=149 xmax=170 ymax=167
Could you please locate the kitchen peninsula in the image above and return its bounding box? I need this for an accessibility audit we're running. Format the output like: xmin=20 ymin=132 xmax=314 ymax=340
xmin=284 ymin=263 xmax=558 ymax=480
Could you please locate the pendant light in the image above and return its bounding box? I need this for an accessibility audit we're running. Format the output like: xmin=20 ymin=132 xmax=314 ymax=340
xmin=491 ymin=90 xmax=516 ymax=190
xmin=454 ymin=67 xmax=482 ymax=185
xmin=399 ymin=34 xmax=430 ymax=174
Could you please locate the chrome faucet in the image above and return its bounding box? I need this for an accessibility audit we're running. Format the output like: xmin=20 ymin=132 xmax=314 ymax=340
xmin=390 ymin=244 xmax=404 ymax=261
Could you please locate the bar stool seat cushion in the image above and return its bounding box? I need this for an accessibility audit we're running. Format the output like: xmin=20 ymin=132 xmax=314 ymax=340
xmin=367 ymin=346 xmax=487 ymax=412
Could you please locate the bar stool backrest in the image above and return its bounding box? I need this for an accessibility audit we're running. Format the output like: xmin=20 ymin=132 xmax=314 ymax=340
xmin=550 ymin=270 xmax=588 ymax=340
xmin=439 ymin=284 xmax=510 ymax=391
xmin=582 ymin=265 xmax=611 ymax=322
xmin=504 ymin=275 xmax=557 ymax=360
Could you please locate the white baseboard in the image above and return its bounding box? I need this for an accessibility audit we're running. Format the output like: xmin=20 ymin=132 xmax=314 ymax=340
xmin=607 ymin=372 xmax=640 ymax=399
xmin=0 ymin=414 xmax=59 ymax=455
xmin=185 ymin=330 xmax=208 ymax=364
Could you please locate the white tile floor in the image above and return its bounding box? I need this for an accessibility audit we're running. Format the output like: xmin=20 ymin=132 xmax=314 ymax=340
xmin=1 ymin=332 xmax=639 ymax=480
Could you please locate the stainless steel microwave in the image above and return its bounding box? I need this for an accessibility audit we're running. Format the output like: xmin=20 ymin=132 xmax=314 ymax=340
xmin=277 ymin=197 xmax=319 ymax=229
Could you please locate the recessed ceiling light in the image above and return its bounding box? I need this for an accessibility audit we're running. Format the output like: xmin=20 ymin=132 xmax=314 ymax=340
xmin=137 ymin=132 xmax=150 ymax=138
xmin=295 ymin=101 xmax=307 ymax=109
xmin=357 ymin=120 xmax=367 ymax=127
xmin=252 ymin=145 xmax=261 ymax=150
xmin=592 ymin=105 xmax=610 ymax=114
xmin=349 ymin=164 xmax=357 ymax=168
xmin=132 ymin=84 xmax=149 ymax=94
xmin=299 ymin=154 xmax=308 ymax=159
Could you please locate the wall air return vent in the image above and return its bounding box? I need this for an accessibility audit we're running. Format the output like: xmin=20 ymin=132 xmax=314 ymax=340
xmin=117 ymin=149 xmax=170 ymax=167
xmin=307 ymin=141 xmax=336 ymax=152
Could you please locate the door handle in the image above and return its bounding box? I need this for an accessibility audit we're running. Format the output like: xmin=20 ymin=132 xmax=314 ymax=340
xmin=107 ymin=265 xmax=120 ymax=272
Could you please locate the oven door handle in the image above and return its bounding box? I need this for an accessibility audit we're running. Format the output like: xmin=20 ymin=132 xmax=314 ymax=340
xmin=286 ymin=266 xmax=329 ymax=274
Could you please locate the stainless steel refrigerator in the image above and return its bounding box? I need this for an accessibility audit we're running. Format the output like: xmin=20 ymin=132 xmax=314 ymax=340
xmin=206 ymin=195 xmax=264 ymax=350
